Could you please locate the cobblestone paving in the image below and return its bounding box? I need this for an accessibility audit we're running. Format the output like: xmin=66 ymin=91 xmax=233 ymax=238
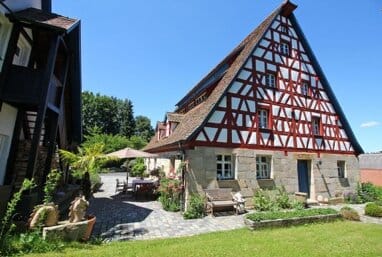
xmin=88 ymin=173 xmax=245 ymax=241
xmin=88 ymin=173 xmax=382 ymax=242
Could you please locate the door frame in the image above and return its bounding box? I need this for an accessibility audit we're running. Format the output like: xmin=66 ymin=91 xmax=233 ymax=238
xmin=297 ymin=159 xmax=311 ymax=198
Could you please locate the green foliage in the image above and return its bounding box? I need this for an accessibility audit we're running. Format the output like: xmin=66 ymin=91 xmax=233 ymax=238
xmin=82 ymin=91 xmax=136 ymax=137
xmin=43 ymin=169 xmax=62 ymax=204
xmin=253 ymin=187 xmax=295 ymax=212
xmin=82 ymin=128 xmax=130 ymax=154
xmin=135 ymin=115 xmax=155 ymax=142
xmin=59 ymin=143 xmax=113 ymax=177
xmin=246 ymin=208 xmax=338 ymax=222
xmin=127 ymin=135 xmax=147 ymax=150
xmin=340 ymin=206 xmax=360 ymax=221
xmin=158 ymin=178 xmax=181 ymax=212
xmin=0 ymin=179 xmax=35 ymax=256
xmin=129 ymin=158 xmax=147 ymax=177
xmin=357 ymin=183 xmax=382 ymax=203
xmin=364 ymin=202 xmax=382 ymax=217
xmin=183 ymin=194 xmax=205 ymax=219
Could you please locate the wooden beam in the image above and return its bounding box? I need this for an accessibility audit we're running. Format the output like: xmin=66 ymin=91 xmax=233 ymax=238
xmin=25 ymin=35 xmax=60 ymax=180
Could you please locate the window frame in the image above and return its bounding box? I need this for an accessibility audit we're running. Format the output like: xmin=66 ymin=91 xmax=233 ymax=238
xmin=280 ymin=25 xmax=288 ymax=34
xmin=265 ymin=72 xmax=276 ymax=88
xmin=337 ymin=161 xmax=346 ymax=178
xmin=257 ymin=108 xmax=270 ymax=130
xmin=301 ymin=80 xmax=311 ymax=97
xmin=216 ymin=154 xmax=234 ymax=180
xmin=279 ymin=40 xmax=290 ymax=56
xmin=256 ymin=155 xmax=272 ymax=179
xmin=312 ymin=116 xmax=322 ymax=136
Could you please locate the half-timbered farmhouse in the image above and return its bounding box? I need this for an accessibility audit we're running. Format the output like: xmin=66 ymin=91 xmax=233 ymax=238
xmin=145 ymin=1 xmax=363 ymax=205
xmin=0 ymin=0 xmax=81 ymax=216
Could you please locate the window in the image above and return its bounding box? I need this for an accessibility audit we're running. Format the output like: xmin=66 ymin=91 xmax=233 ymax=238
xmin=256 ymin=155 xmax=271 ymax=179
xmin=258 ymin=108 xmax=269 ymax=129
xmin=312 ymin=117 xmax=321 ymax=136
xmin=301 ymin=82 xmax=310 ymax=96
xmin=216 ymin=154 xmax=233 ymax=180
xmin=337 ymin=161 xmax=346 ymax=178
xmin=280 ymin=41 xmax=290 ymax=56
xmin=281 ymin=25 xmax=288 ymax=34
xmin=265 ymin=73 xmax=276 ymax=88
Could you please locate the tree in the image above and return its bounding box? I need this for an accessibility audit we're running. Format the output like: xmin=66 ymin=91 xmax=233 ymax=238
xmin=81 ymin=91 xmax=135 ymax=137
xmin=135 ymin=115 xmax=155 ymax=142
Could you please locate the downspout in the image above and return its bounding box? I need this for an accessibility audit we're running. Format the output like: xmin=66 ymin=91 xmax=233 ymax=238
xmin=41 ymin=0 xmax=52 ymax=12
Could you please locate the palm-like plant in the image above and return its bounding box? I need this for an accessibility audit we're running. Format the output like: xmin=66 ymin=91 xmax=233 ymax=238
xmin=59 ymin=143 xmax=114 ymax=177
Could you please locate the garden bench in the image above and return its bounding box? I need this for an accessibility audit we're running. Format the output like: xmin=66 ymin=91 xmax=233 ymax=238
xmin=204 ymin=188 xmax=238 ymax=216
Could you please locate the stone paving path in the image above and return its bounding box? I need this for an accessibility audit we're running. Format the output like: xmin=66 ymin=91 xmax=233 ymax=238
xmin=88 ymin=173 xmax=245 ymax=241
xmin=88 ymin=173 xmax=382 ymax=242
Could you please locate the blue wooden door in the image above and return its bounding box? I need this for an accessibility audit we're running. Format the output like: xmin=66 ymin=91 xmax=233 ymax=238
xmin=297 ymin=160 xmax=310 ymax=197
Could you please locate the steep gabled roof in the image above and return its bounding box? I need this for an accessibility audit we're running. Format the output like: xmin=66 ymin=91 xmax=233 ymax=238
xmin=144 ymin=2 xmax=287 ymax=152
xmin=145 ymin=1 xmax=363 ymax=155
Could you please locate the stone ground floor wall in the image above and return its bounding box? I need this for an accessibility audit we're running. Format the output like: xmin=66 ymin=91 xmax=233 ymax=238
xmin=184 ymin=147 xmax=360 ymax=206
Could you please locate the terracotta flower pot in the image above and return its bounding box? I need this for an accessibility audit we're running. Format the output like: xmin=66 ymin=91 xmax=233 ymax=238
xmin=82 ymin=215 xmax=96 ymax=241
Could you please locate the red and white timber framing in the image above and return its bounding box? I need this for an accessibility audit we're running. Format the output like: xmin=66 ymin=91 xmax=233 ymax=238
xmin=194 ymin=14 xmax=354 ymax=154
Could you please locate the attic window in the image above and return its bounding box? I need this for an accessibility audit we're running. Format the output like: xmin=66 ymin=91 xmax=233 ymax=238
xmin=301 ymin=81 xmax=310 ymax=96
xmin=312 ymin=117 xmax=322 ymax=136
xmin=281 ymin=25 xmax=288 ymax=34
xmin=280 ymin=41 xmax=290 ymax=56
xmin=265 ymin=73 xmax=276 ymax=88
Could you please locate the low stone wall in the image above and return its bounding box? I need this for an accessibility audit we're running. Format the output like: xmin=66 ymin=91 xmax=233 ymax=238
xmin=244 ymin=213 xmax=342 ymax=230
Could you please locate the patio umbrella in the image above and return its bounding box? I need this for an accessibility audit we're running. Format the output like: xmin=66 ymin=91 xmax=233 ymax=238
xmin=106 ymin=147 xmax=158 ymax=159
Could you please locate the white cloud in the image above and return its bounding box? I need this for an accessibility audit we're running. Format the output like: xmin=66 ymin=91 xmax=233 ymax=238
xmin=360 ymin=121 xmax=380 ymax=128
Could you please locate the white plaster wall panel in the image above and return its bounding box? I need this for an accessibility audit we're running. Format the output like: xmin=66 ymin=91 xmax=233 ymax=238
xmin=254 ymin=48 xmax=265 ymax=58
xmin=229 ymin=82 xmax=242 ymax=93
xmin=247 ymin=100 xmax=256 ymax=112
xmin=273 ymin=31 xmax=280 ymax=43
xmin=259 ymin=39 xmax=270 ymax=48
xmin=271 ymin=20 xmax=279 ymax=29
xmin=340 ymin=142 xmax=346 ymax=151
xmin=274 ymin=136 xmax=281 ymax=147
xmin=278 ymin=80 xmax=285 ymax=90
xmin=281 ymin=16 xmax=286 ymax=23
xmin=274 ymin=91 xmax=281 ymax=102
xmin=284 ymin=121 xmax=290 ymax=132
xmin=241 ymin=85 xmax=251 ymax=96
xmin=231 ymin=97 xmax=240 ymax=110
xmin=232 ymin=130 xmax=240 ymax=144
xmin=0 ymin=103 xmax=17 ymax=185
xmin=267 ymin=63 xmax=277 ymax=72
xmin=205 ymin=127 xmax=218 ymax=141
xmin=246 ymin=115 xmax=253 ymax=127
xmin=272 ymin=105 xmax=280 ymax=116
xmin=257 ymin=87 xmax=265 ymax=99
xmin=277 ymin=121 xmax=282 ymax=131
xmin=288 ymin=138 xmax=294 ymax=147
xmin=236 ymin=114 xmax=243 ymax=126
xmin=209 ymin=111 xmax=225 ymax=123
xmin=244 ymin=58 xmax=252 ymax=69
xmin=256 ymin=60 xmax=265 ymax=72
xmin=285 ymin=108 xmax=292 ymax=118
xmin=301 ymin=53 xmax=309 ymax=62
xmin=299 ymin=43 xmax=305 ymax=53
xmin=240 ymin=102 xmax=248 ymax=112
xmin=292 ymin=60 xmax=299 ymax=70
xmin=340 ymin=129 xmax=347 ymax=139
xmin=264 ymin=51 xmax=273 ymax=61
xmin=292 ymin=39 xmax=297 ymax=50
xmin=305 ymin=112 xmax=312 ymax=121
xmin=240 ymin=131 xmax=249 ymax=143
xmin=281 ymin=34 xmax=290 ymax=42
xmin=287 ymin=19 xmax=291 ymax=25
xmin=291 ymin=70 xmax=298 ymax=82
xmin=327 ymin=103 xmax=335 ymax=113
xmin=289 ymin=27 xmax=297 ymax=38
xmin=218 ymin=96 xmax=227 ymax=107
xmin=264 ymin=31 xmax=272 ymax=40
xmin=249 ymin=132 xmax=256 ymax=144
xmin=321 ymin=91 xmax=329 ymax=101
xmin=238 ymin=70 xmax=251 ymax=80
xmin=262 ymin=132 xmax=270 ymax=143
xmin=266 ymin=89 xmax=274 ymax=101
xmin=280 ymin=67 xmax=289 ymax=79
xmin=217 ymin=129 xmax=227 ymax=143
xmin=196 ymin=132 xmax=207 ymax=141
xmin=275 ymin=54 xmax=282 ymax=64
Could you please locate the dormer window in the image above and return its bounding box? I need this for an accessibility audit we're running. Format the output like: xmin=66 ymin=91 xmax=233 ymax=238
xmin=265 ymin=73 xmax=276 ymax=88
xmin=280 ymin=41 xmax=290 ymax=56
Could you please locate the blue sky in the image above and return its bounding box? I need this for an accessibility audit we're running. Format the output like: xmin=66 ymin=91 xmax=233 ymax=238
xmin=54 ymin=0 xmax=382 ymax=153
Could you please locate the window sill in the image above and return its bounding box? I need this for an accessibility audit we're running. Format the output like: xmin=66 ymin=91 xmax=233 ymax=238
xmin=256 ymin=178 xmax=273 ymax=181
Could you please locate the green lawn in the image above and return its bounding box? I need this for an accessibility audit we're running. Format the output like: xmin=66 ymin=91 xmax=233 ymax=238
xmin=25 ymin=221 xmax=382 ymax=257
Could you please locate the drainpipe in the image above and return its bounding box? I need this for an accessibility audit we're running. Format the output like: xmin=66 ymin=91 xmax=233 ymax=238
xmin=41 ymin=0 xmax=52 ymax=12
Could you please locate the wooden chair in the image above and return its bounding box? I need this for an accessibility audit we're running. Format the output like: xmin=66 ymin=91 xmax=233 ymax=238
xmin=115 ymin=179 xmax=126 ymax=193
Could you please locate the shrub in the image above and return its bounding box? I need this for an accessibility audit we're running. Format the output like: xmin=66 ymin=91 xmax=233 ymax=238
xmin=340 ymin=206 xmax=360 ymax=221
xmin=246 ymin=208 xmax=338 ymax=222
xmin=253 ymin=189 xmax=278 ymax=212
xmin=158 ymin=178 xmax=181 ymax=212
xmin=344 ymin=191 xmax=361 ymax=204
xmin=364 ymin=202 xmax=382 ymax=217
xmin=129 ymin=158 xmax=147 ymax=177
xmin=275 ymin=186 xmax=292 ymax=209
xmin=183 ymin=194 xmax=205 ymax=219
xmin=357 ymin=183 xmax=382 ymax=203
